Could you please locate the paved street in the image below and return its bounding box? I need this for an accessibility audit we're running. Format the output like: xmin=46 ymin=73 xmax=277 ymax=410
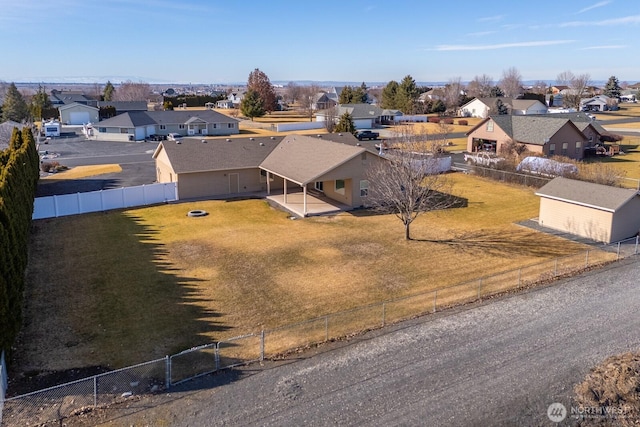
xmin=72 ymin=257 xmax=640 ymax=426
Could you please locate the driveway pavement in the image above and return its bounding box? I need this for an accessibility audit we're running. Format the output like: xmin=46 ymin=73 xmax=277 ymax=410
xmin=67 ymin=257 xmax=640 ymax=426
xmin=36 ymin=135 xmax=158 ymax=196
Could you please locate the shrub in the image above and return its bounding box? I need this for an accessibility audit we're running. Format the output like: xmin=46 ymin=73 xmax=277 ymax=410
xmin=442 ymin=118 xmax=454 ymax=125
xmin=428 ymin=117 xmax=440 ymax=123
xmin=458 ymin=119 xmax=468 ymax=126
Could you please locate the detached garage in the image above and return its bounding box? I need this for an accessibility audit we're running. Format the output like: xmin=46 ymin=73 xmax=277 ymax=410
xmin=59 ymin=102 xmax=99 ymax=125
xmin=536 ymin=177 xmax=640 ymax=243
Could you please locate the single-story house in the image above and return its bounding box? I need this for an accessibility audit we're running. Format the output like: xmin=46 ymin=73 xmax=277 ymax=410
xmin=94 ymin=110 xmax=239 ymax=141
xmin=58 ymin=102 xmax=100 ymax=125
xmin=536 ymin=177 xmax=640 ymax=243
xmin=50 ymin=90 xmax=93 ymax=105
xmin=466 ymin=115 xmax=593 ymax=160
xmin=93 ymin=101 xmax=148 ymax=113
xmin=153 ymin=133 xmax=384 ymax=215
xmin=459 ymin=97 xmax=548 ymax=118
xmin=316 ymin=104 xmax=384 ymax=129
xmin=580 ymin=95 xmax=618 ymax=112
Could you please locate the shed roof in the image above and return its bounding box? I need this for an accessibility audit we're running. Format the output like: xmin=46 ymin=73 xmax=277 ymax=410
xmin=535 ymin=177 xmax=639 ymax=212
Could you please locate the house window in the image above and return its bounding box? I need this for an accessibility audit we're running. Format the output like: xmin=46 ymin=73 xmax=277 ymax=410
xmin=179 ymin=124 xmax=185 ymax=129
xmin=315 ymin=182 xmax=324 ymax=192
xmin=213 ymin=123 xmax=217 ymax=129
xmin=562 ymin=142 xmax=568 ymax=155
xmin=99 ymin=127 xmax=106 ymax=132
xmin=360 ymin=180 xmax=369 ymax=197
xmin=549 ymin=143 xmax=556 ymax=155
xmin=160 ymin=125 xmax=166 ymax=130
xmin=335 ymin=179 xmax=345 ymax=195
xmin=486 ymin=121 xmax=494 ymax=132
xmin=259 ymin=169 xmax=273 ymax=183
xmin=576 ymin=141 xmax=582 ymax=154
xmin=228 ymin=123 xmax=234 ymax=128
xmin=120 ymin=128 xmax=129 ymax=134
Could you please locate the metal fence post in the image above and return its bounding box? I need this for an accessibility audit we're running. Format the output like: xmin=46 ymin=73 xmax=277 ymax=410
xmin=382 ymin=303 xmax=386 ymax=327
xmin=215 ymin=343 xmax=220 ymax=371
xmin=324 ymin=316 xmax=329 ymax=342
xmin=93 ymin=376 xmax=97 ymax=408
xmin=433 ymin=291 xmax=437 ymax=313
xmin=636 ymin=235 xmax=639 ymax=255
xmin=554 ymin=258 xmax=558 ymax=276
xmin=260 ymin=330 xmax=265 ymax=361
xmin=477 ymin=278 xmax=482 ymax=300
xmin=518 ymin=268 xmax=522 ymax=287
xmin=585 ymin=250 xmax=589 ymax=268
xmin=165 ymin=355 xmax=171 ymax=389
xmin=617 ymin=242 xmax=621 ymax=260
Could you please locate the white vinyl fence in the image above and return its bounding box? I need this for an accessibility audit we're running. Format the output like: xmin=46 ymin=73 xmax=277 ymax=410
xmin=275 ymin=122 xmax=324 ymax=132
xmin=33 ymin=182 xmax=177 ymax=219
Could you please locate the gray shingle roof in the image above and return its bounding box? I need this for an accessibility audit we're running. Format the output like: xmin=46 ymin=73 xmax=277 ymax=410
xmin=97 ymin=110 xmax=238 ymax=128
xmin=335 ymin=104 xmax=383 ymax=120
xmin=490 ymin=115 xmax=578 ymax=145
xmin=536 ymin=177 xmax=639 ymax=212
xmin=260 ymin=134 xmax=366 ymax=185
xmin=155 ymin=136 xmax=283 ymax=174
xmin=98 ymin=111 xmax=157 ymax=127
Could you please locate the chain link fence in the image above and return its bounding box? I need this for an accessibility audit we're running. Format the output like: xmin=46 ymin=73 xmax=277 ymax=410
xmin=1 ymin=240 xmax=638 ymax=426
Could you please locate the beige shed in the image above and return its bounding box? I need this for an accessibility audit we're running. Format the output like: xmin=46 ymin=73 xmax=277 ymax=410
xmin=535 ymin=177 xmax=640 ymax=243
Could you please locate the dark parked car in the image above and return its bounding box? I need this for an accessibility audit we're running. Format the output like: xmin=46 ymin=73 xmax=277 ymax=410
xmin=148 ymin=134 xmax=167 ymax=141
xmin=356 ymin=130 xmax=380 ymax=141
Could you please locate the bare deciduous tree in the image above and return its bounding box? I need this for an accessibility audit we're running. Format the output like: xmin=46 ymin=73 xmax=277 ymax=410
xmin=557 ymin=71 xmax=591 ymax=109
xmin=113 ymin=80 xmax=151 ymax=101
xmin=531 ymin=81 xmax=548 ymax=95
xmin=498 ymin=67 xmax=523 ymax=98
xmin=443 ymin=77 xmax=464 ymax=114
xmin=467 ymin=74 xmax=494 ymax=98
xmin=323 ymin=105 xmax=337 ymax=132
xmin=365 ymin=145 xmax=455 ymax=240
xmin=285 ymin=81 xmax=302 ymax=104
xmin=298 ymin=84 xmax=320 ymax=122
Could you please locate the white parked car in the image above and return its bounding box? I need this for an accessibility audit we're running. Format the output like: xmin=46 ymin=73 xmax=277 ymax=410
xmin=167 ymin=133 xmax=183 ymax=142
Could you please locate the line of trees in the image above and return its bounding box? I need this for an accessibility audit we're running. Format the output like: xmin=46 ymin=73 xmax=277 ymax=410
xmin=0 ymin=127 xmax=40 ymax=355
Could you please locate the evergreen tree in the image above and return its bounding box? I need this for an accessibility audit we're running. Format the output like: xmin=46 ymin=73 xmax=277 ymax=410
xmin=103 ymin=81 xmax=115 ymax=101
xmin=2 ymin=83 xmax=29 ymax=122
xmin=604 ymin=75 xmax=622 ymax=98
xmin=334 ymin=112 xmax=356 ymax=135
xmin=339 ymin=86 xmax=354 ymax=104
xmin=240 ymin=89 xmax=265 ymax=120
xmin=30 ymin=85 xmax=51 ymax=120
xmin=247 ymin=68 xmax=277 ymax=112
xmin=489 ymin=86 xmax=505 ymax=97
xmin=381 ymin=80 xmax=399 ymax=109
xmin=397 ymin=75 xmax=419 ymax=113
xmin=494 ymin=98 xmax=509 ymax=115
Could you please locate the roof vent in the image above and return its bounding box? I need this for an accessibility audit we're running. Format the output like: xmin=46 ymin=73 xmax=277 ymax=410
xmin=317 ymin=134 xmax=322 ymax=137
xmin=338 ymin=133 xmax=342 ymax=136
xmin=226 ymin=138 xmax=231 ymax=142
xmin=250 ymin=137 xmax=255 ymax=141
xmin=176 ymin=140 xmax=181 ymax=144
xmin=201 ymin=139 xmax=206 ymax=143
xmin=259 ymin=142 xmax=265 ymax=146
xmin=270 ymin=136 xmax=275 ymax=140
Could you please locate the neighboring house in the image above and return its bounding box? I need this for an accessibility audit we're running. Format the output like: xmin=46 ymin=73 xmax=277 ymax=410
xmin=536 ymin=177 xmax=640 ymax=243
xmin=550 ymin=85 xmax=569 ymax=94
xmin=316 ymin=104 xmax=385 ymax=129
xmin=153 ymin=133 xmax=383 ymax=215
xmin=93 ymin=101 xmax=148 ymax=113
xmin=459 ymin=98 xmax=548 ymax=118
xmin=49 ymin=90 xmax=93 ymax=105
xmin=580 ymin=95 xmax=618 ymax=112
xmin=94 ymin=110 xmax=239 ymax=141
xmin=312 ymin=92 xmax=337 ymax=111
xmin=58 ymin=102 xmax=100 ymax=125
xmin=419 ymin=88 xmax=445 ymax=103
xmin=466 ymin=115 xmax=591 ymax=159
xmin=545 ymin=93 xmax=564 ymax=107
xmin=215 ymin=99 xmax=234 ymax=109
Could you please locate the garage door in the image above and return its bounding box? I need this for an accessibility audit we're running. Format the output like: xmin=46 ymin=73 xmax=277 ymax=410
xmin=69 ymin=112 xmax=90 ymax=125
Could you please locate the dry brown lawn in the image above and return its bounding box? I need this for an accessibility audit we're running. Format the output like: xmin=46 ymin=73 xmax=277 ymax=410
xmin=41 ymin=164 xmax=122 ymax=180
xmin=19 ymin=173 xmax=613 ymax=372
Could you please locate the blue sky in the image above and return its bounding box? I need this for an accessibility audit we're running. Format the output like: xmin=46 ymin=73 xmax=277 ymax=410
xmin=1 ymin=0 xmax=639 ymax=84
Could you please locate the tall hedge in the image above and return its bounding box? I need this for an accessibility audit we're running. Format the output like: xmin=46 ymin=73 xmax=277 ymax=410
xmin=0 ymin=127 xmax=39 ymax=355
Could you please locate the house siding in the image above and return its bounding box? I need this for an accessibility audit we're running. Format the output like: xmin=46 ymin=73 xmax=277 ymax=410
xmin=175 ymin=168 xmax=284 ymax=200
xmin=538 ymin=197 xmax=613 ymax=243
xmin=610 ymin=196 xmax=640 ymax=242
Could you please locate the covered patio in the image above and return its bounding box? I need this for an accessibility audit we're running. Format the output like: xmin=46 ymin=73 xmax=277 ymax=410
xmin=266 ymin=189 xmax=351 ymax=217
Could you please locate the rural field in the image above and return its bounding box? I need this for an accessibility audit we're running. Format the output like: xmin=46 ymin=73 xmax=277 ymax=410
xmin=16 ymin=173 xmax=614 ymax=377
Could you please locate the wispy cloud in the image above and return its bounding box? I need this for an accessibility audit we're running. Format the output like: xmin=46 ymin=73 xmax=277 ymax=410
xmin=434 ymin=40 xmax=574 ymax=51
xmin=478 ymin=15 xmax=503 ymax=23
xmin=560 ymin=15 xmax=640 ymax=27
xmin=577 ymin=1 xmax=612 ymax=14
xmin=580 ymin=45 xmax=626 ymax=50
xmin=466 ymin=31 xmax=497 ymax=37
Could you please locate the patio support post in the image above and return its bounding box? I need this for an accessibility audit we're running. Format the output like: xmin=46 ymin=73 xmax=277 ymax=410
xmin=266 ymin=171 xmax=271 ymax=195
xmin=284 ymin=180 xmax=288 ymax=203
xmin=303 ymin=186 xmax=308 ymax=216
